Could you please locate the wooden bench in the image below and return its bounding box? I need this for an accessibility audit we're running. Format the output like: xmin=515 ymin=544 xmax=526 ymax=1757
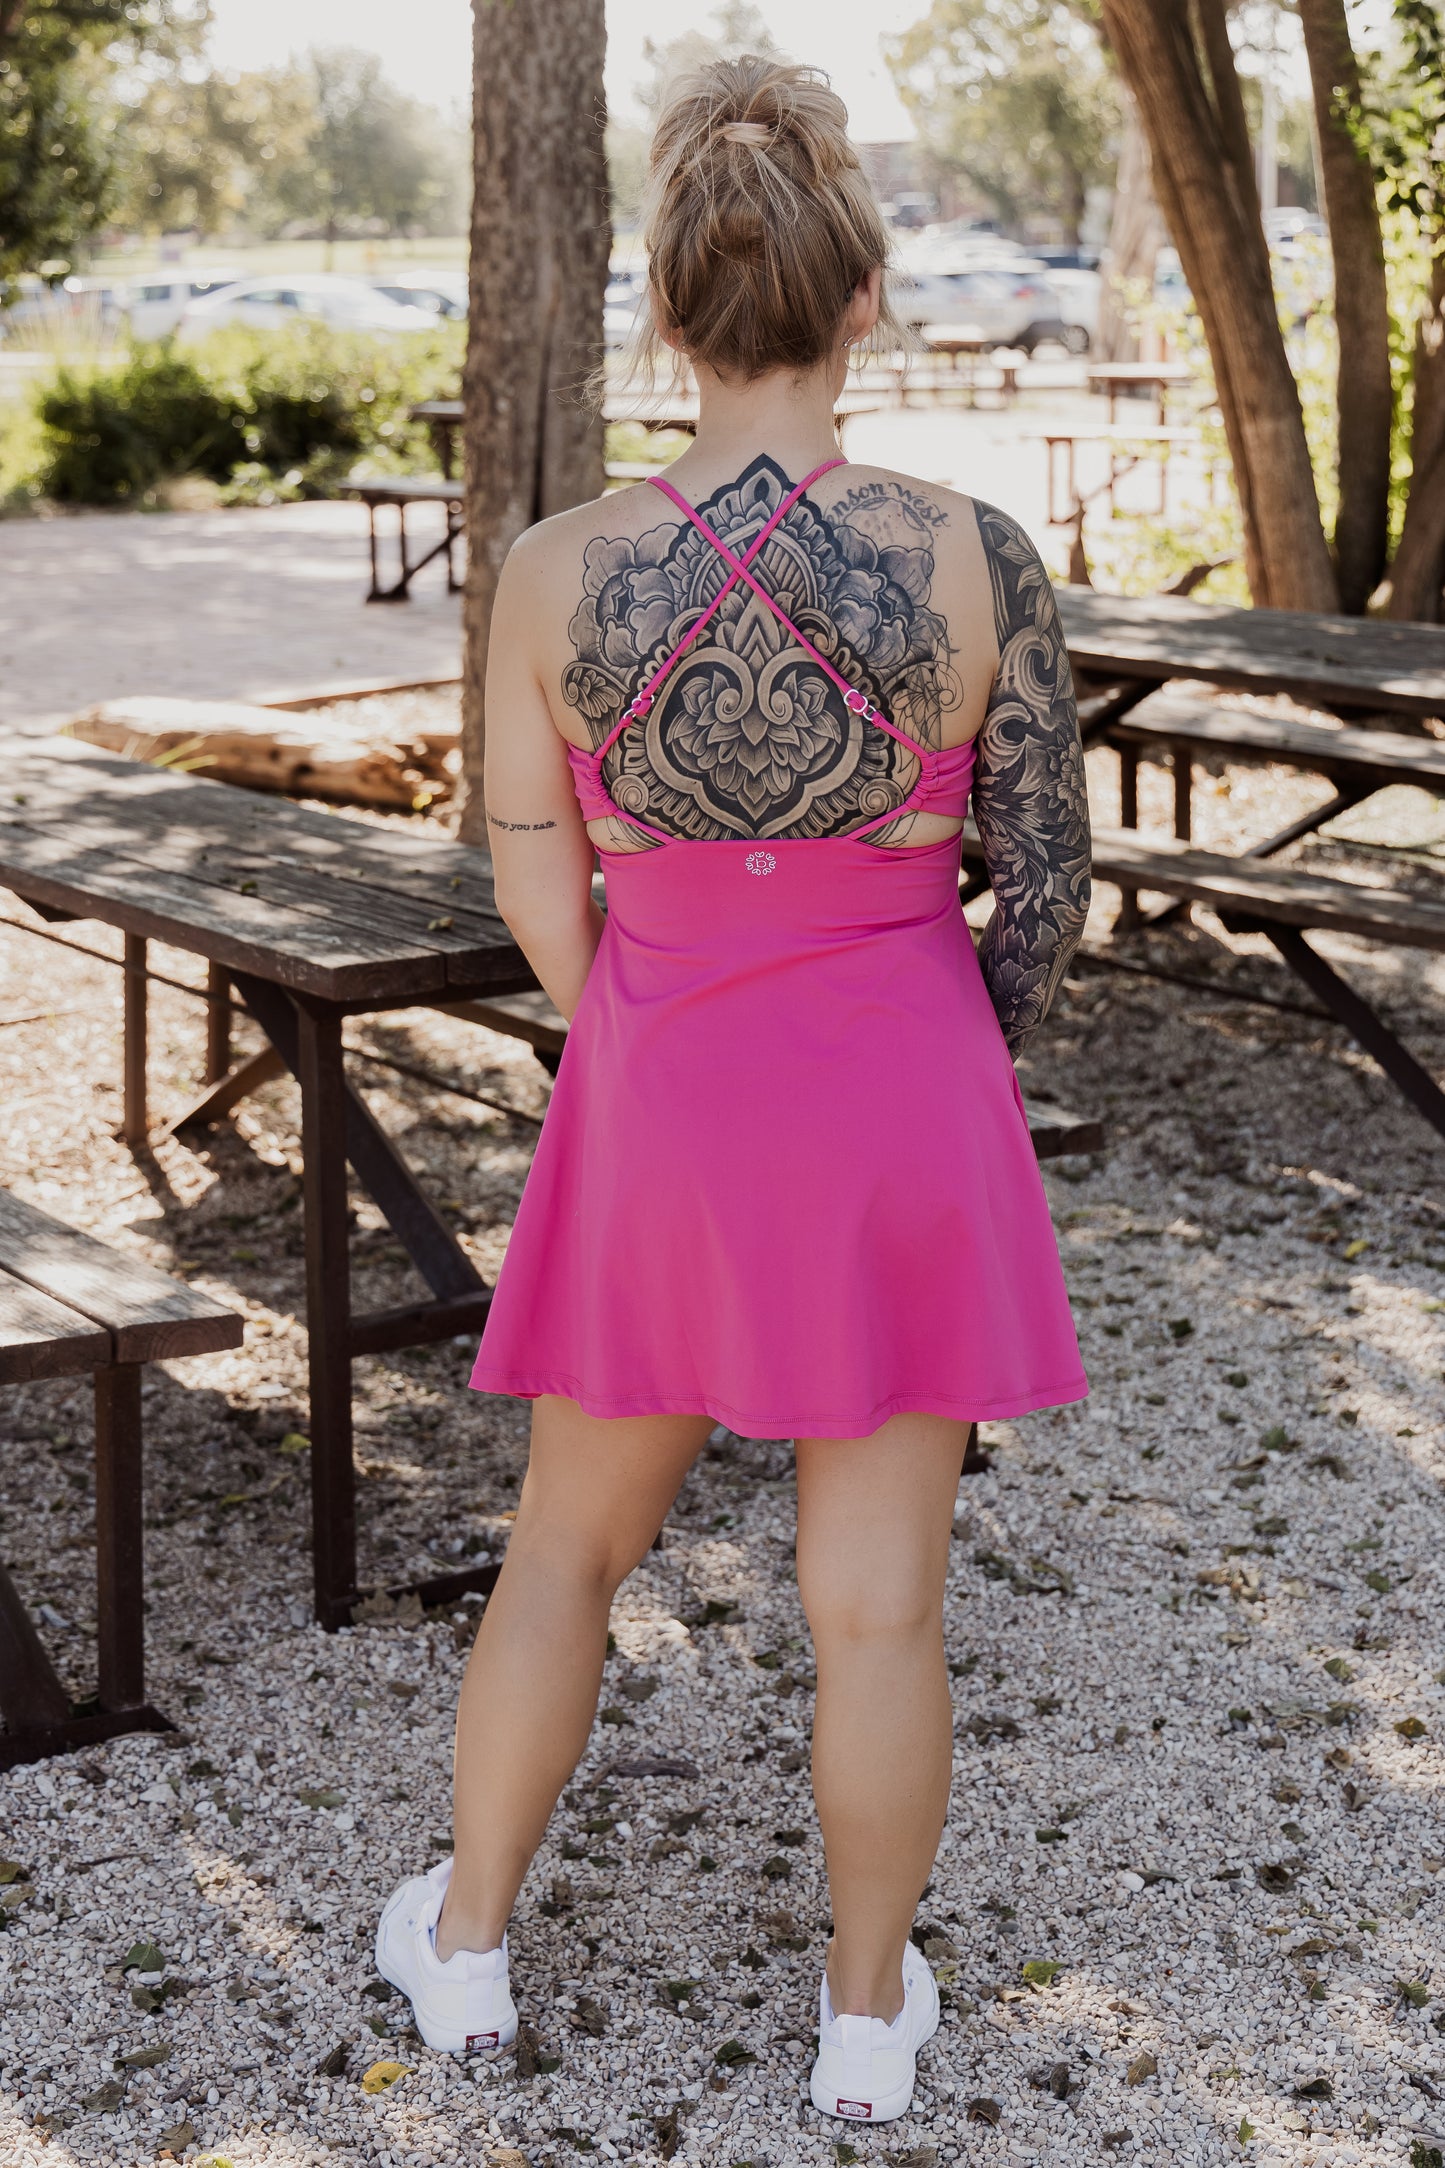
xmin=341 ymin=477 xmax=463 ymax=603
xmin=961 ymin=821 xmax=1445 ymax=1141
xmin=449 ymin=989 xmax=1108 ymax=1159
xmin=0 ymin=1190 xmax=242 ymax=1768
xmin=1108 ymin=692 xmax=1445 ymax=850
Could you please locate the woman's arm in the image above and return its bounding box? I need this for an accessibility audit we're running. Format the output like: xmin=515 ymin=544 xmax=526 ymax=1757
xmin=483 ymin=538 xmax=605 ymax=1022
xmin=969 ymin=502 xmax=1092 ymax=1056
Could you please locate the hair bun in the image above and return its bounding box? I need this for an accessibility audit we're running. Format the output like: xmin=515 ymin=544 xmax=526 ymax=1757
xmin=719 ymin=120 xmax=772 ymax=147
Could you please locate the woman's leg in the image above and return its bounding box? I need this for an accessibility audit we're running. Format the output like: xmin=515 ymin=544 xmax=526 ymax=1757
xmin=437 ymin=1395 xmax=714 ymax=1960
xmin=795 ymin=1414 xmax=967 ymax=2022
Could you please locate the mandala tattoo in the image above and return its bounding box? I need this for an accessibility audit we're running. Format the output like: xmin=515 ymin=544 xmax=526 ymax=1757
xmin=562 ymin=455 xmax=964 ymax=845
xmin=970 ymin=501 xmax=1092 ymax=1054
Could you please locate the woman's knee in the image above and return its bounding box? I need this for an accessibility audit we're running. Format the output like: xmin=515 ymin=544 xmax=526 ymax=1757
xmin=509 ymin=1482 xmax=656 ymax=1595
xmin=797 ymin=1564 xmax=942 ymax=1653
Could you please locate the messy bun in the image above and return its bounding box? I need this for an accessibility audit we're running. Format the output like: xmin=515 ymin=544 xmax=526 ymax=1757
xmin=636 ymin=54 xmax=900 ymax=383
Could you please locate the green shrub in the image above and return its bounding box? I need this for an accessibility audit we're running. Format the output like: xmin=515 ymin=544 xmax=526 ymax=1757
xmin=37 ymin=353 xmax=239 ymax=502
xmin=29 ymin=319 xmax=465 ymax=505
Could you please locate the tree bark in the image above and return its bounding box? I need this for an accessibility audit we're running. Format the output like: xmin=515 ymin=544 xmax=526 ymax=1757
xmin=1298 ymin=0 xmax=1393 ymax=612
xmin=1388 ymin=250 xmax=1445 ymax=622
xmin=458 ymin=0 xmax=610 ymax=843
xmin=1098 ymin=0 xmax=1340 ymax=611
xmin=1096 ymin=93 xmax=1164 ymax=365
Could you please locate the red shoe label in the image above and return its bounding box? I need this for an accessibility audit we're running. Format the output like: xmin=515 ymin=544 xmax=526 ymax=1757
xmin=466 ymin=2031 xmax=500 ymax=2049
xmin=837 ymin=2099 xmax=871 ymax=2118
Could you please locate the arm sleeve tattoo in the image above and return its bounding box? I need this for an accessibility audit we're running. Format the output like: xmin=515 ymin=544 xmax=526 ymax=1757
xmin=971 ymin=502 xmax=1092 ymax=1056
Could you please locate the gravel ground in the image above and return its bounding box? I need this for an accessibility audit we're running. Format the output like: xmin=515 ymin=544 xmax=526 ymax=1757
xmin=1 ymin=730 xmax=1443 ymax=2168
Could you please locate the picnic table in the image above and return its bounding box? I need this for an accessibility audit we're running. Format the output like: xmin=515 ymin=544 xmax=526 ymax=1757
xmin=1087 ymin=360 xmax=1196 ymax=424
xmin=912 ymin=326 xmax=1020 ymax=408
xmin=1034 ymin=422 xmax=1206 ymax=525
xmin=1055 ymin=587 xmax=1445 ymax=727
xmin=1048 ymin=590 xmax=1445 ymax=1141
xmin=0 ymin=739 xmax=536 ymax=1630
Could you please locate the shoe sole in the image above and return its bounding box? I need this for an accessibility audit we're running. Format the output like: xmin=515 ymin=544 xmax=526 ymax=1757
xmin=809 ymin=1969 xmax=941 ymax=2124
xmin=374 ymin=1881 xmax=518 ymax=2057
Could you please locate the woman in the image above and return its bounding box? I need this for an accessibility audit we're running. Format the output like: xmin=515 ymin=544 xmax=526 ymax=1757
xmin=378 ymin=55 xmax=1090 ymax=2128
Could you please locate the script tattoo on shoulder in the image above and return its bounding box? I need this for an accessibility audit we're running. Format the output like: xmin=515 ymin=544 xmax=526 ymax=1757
xmin=970 ymin=502 xmax=1092 ymax=1054
xmin=559 ymin=455 xmax=964 ymax=845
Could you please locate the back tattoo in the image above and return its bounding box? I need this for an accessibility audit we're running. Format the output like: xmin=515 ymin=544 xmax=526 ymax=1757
xmin=562 ymin=455 xmax=965 ymax=844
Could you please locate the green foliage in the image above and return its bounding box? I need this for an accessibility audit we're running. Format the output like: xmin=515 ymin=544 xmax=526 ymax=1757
xmin=28 ymin=319 xmax=464 ymax=504
xmin=887 ymin=0 xmax=1119 ymax=240
xmin=0 ymin=0 xmax=208 ymax=278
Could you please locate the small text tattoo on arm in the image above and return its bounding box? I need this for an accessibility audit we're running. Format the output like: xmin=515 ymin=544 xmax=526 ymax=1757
xmin=489 ymin=816 xmax=557 ymax=832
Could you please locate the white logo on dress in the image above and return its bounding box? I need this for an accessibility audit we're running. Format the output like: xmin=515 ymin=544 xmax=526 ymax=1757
xmin=744 ymin=850 xmax=777 ymax=876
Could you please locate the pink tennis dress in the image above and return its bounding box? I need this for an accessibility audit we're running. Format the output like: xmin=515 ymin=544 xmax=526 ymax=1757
xmin=470 ymin=460 xmax=1087 ymax=1437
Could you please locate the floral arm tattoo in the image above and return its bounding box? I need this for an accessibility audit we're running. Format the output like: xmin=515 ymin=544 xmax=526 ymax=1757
xmin=971 ymin=503 xmax=1092 ymax=1055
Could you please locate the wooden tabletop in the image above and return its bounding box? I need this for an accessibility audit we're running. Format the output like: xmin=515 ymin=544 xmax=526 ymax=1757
xmin=1055 ymin=588 xmax=1445 ymax=721
xmin=0 ymin=739 xmax=530 ymax=1005
xmin=1087 ymin=362 xmax=1195 ymax=386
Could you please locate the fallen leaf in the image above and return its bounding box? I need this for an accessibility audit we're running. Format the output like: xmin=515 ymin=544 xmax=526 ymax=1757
xmin=885 ymin=2149 xmax=937 ymax=2168
xmin=713 ymin=2038 xmax=756 ymax=2066
xmin=1126 ymin=2050 xmax=1159 ymax=2086
xmin=0 ymin=1860 xmax=26 ymax=1884
xmin=1238 ymin=2115 xmax=1256 ymax=2142
xmin=488 ymin=2152 xmax=531 ymax=2168
xmin=297 ymin=1787 xmax=346 ymax=1809
xmin=1022 ymin=1958 xmax=1062 ymax=1987
xmin=1398 ymin=1981 xmax=1432 ymax=2009
xmin=571 ymin=1994 xmax=607 ymax=2036
xmin=1254 ymin=1861 xmax=1298 ymax=1891
xmin=123 ymin=1939 xmax=165 ymax=1973
xmin=965 ymin=2097 xmax=1002 ymax=2125
xmin=1293 ymin=2077 xmax=1333 ymax=2100
xmin=1396 ymin=1717 xmax=1429 ymax=1740
xmin=316 ymin=2040 xmax=350 ymax=2077
xmin=1101 ymin=2136 xmax=1133 ymax=2154
xmin=116 ymin=2042 xmax=170 ymax=2069
xmin=617 ymin=1675 xmax=659 ymax=1702
xmin=359 ymin=2059 xmax=410 ymax=2094
xmin=80 ymin=2080 xmax=126 ymax=2111
xmin=156 ymin=2117 xmax=195 ymax=2153
xmin=604 ymin=1754 xmax=698 ymax=1779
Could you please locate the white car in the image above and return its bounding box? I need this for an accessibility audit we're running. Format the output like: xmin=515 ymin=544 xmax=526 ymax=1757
xmin=127 ymin=269 xmax=246 ymax=340
xmin=370 ymin=269 xmax=468 ymax=320
xmin=177 ymin=274 xmax=438 ymax=339
xmin=896 ymin=262 xmax=1082 ymax=354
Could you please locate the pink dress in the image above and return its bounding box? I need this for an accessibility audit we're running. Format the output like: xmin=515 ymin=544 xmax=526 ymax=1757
xmin=470 ymin=460 xmax=1087 ymax=1438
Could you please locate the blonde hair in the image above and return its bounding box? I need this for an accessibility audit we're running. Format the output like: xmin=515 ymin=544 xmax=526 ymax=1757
xmin=633 ymin=54 xmax=901 ymax=384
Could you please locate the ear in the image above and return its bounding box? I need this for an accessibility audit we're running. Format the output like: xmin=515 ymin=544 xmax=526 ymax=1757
xmin=649 ymin=282 xmax=684 ymax=352
xmin=842 ymin=264 xmax=881 ymax=346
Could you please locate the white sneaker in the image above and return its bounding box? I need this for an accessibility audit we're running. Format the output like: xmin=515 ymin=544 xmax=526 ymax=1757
xmin=374 ymin=1856 xmax=518 ymax=2056
xmin=809 ymin=1939 xmax=940 ymax=2123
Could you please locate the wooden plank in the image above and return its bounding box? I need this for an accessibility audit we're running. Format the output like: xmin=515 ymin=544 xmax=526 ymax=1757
xmin=961 ymin=822 xmax=1445 ymax=950
xmin=341 ymin=478 xmax=463 ymax=505
xmin=1113 ymin=695 xmax=1445 ymax=792
xmin=1056 ymin=589 xmax=1445 ymax=719
xmin=0 ymin=1272 xmax=110 ymax=1383
xmin=7 ymin=741 xmax=507 ymax=941
xmin=0 ymin=1191 xmax=242 ymax=1364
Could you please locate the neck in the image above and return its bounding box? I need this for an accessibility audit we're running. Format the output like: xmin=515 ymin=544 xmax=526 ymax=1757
xmin=672 ymin=353 xmax=847 ymax=490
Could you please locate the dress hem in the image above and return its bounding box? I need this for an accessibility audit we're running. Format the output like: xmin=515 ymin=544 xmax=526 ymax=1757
xmin=466 ymin=1369 xmax=1090 ymax=1439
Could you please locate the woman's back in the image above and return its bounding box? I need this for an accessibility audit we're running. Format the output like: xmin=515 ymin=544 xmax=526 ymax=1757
xmin=512 ymin=452 xmax=1073 ymax=866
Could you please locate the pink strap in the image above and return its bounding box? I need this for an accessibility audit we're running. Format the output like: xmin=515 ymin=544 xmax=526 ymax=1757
xmin=592 ymin=458 xmax=846 ymax=767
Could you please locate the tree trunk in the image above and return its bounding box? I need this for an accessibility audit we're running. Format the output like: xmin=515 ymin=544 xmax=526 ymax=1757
xmin=458 ymin=0 xmax=610 ymax=843
xmin=1298 ymin=0 xmax=1393 ymax=612
xmin=1098 ymin=0 xmax=1340 ymax=611
xmin=1388 ymin=250 xmax=1445 ymax=622
xmin=1096 ymin=94 xmax=1164 ymax=365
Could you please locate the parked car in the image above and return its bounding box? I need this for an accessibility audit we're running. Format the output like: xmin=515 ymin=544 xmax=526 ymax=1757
xmin=127 ymin=268 xmax=245 ymax=340
xmin=604 ymin=267 xmax=647 ymax=352
xmin=176 ymin=274 xmax=437 ymax=340
xmin=0 ymin=274 xmax=127 ymax=340
xmin=369 ymin=269 xmax=468 ymax=320
xmin=897 ymin=262 xmax=1087 ymax=354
